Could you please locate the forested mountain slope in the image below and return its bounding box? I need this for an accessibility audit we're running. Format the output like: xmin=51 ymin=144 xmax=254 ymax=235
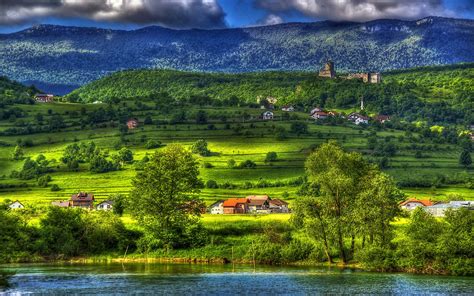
xmin=1 ymin=17 xmax=473 ymax=93
xmin=68 ymin=63 xmax=474 ymax=125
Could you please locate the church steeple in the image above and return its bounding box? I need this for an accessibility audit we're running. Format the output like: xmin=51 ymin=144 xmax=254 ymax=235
xmin=360 ymin=96 xmax=364 ymax=111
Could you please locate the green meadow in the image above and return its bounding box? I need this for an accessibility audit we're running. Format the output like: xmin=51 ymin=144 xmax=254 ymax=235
xmin=0 ymin=101 xmax=472 ymax=208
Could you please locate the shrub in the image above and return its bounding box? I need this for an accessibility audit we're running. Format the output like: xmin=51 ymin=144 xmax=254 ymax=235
xmin=37 ymin=175 xmax=51 ymax=187
xmin=265 ymin=152 xmax=278 ymax=163
xmin=206 ymin=180 xmax=219 ymax=189
xmin=50 ymin=184 xmax=61 ymax=191
xmin=237 ymin=160 xmax=257 ymax=169
xmin=145 ymin=140 xmax=162 ymax=149
xmin=191 ymin=139 xmax=211 ymax=156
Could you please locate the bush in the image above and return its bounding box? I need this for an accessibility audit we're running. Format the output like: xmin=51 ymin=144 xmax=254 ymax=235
xmin=356 ymin=245 xmax=397 ymax=272
xmin=50 ymin=184 xmax=61 ymax=191
xmin=145 ymin=140 xmax=162 ymax=149
xmin=227 ymin=159 xmax=236 ymax=169
xmin=265 ymin=152 xmax=278 ymax=163
xmin=37 ymin=175 xmax=51 ymax=187
xmin=238 ymin=160 xmax=257 ymax=169
xmin=191 ymin=139 xmax=211 ymax=156
xmin=202 ymin=162 xmax=214 ymax=168
xmin=206 ymin=180 xmax=219 ymax=189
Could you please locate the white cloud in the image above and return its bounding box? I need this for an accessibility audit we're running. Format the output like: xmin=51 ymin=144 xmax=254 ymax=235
xmin=254 ymin=0 xmax=452 ymax=22
xmin=261 ymin=14 xmax=284 ymax=25
xmin=0 ymin=0 xmax=226 ymax=29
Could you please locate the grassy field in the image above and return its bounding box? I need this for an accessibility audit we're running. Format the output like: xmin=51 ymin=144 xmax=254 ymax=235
xmin=0 ymin=101 xmax=472 ymax=208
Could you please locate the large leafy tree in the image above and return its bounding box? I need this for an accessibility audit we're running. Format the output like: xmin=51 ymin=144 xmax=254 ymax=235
xmin=294 ymin=141 xmax=402 ymax=264
xmin=128 ymin=144 xmax=205 ymax=249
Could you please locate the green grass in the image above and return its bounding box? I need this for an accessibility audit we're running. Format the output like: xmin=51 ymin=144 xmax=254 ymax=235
xmin=0 ymin=103 xmax=472 ymax=208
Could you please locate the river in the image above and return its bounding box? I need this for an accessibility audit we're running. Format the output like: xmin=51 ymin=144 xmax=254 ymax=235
xmin=0 ymin=263 xmax=472 ymax=295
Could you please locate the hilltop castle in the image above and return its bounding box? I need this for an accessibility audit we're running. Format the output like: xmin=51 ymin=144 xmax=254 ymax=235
xmin=347 ymin=72 xmax=381 ymax=84
xmin=318 ymin=61 xmax=381 ymax=83
xmin=318 ymin=61 xmax=336 ymax=79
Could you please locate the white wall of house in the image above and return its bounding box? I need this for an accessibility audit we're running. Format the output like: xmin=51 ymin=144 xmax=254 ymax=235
xmin=9 ymin=202 xmax=24 ymax=209
xmin=210 ymin=203 xmax=224 ymax=214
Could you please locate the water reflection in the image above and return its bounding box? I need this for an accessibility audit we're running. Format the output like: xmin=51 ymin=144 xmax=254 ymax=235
xmin=1 ymin=263 xmax=472 ymax=295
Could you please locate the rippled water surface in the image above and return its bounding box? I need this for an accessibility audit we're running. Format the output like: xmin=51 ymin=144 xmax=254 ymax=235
xmin=0 ymin=263 xmax=472 ymax=295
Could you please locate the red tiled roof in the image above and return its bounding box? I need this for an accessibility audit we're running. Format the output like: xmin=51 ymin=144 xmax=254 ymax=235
xmin=248 ymin=199 xmax=267 ymax=206
xmin=223 ymin=198 xmax=248 ymax=207
xmin=246 ymin=195 xmax=270 ymax=200
xmin=71 ymin=192 xmax=94 ymax=201
xmin=400 ymin=198 xmax=433 ymax=207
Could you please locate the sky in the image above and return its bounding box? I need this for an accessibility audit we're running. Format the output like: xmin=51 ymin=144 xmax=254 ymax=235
xmin=0 ymin=0 xmax=472 ymax=33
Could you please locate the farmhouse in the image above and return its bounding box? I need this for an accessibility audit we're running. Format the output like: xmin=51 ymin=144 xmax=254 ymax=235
xmin=261 ymin=111 xmax=274 ymax=120
xmin=223 ymin=198 xmax=249 ymax=214
xmin=9 ymin=201 xmax=25 ymax=210
xmin=269 ymin=199 xmax=289 ymax=213
xmin=400 ymin=198 xmax=434 ymax=211
xmin=425 ymin=201 xmax=474 ymax=217
xmin=209 ymin=200 xmax=224 ymax=214
xmin=51 ymin=201 xmax=70 ymax=208
xmin=375 ymin=115 xmax=391 ymax=123
xmin=247 ymin=195 xmax=271 ymax=213
xmin=311 ymin=111 xmax=328 ymax=120
xmin=35 ymin=94 xmax=54 ymax=103
xmin=96 ymin=200 xmax=114 ymax=211
xmin=348 ymin=113 xmax=369 ymax=125
xmin=70 ymin=192 xmax=95 ymax=209
xmin=281 ymin=106 xmax=294 ymax=112
xmin=127 ymin=118 xmax=139 ymax=129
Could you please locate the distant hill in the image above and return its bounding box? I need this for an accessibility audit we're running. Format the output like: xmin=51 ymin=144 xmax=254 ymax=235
xmin=0 ymin=76 xmax=38 ymax=105
xmin=69 ymin=63 xmax=474 ymax=125
xmin=1 ymin=16 xmax=473 ymax=93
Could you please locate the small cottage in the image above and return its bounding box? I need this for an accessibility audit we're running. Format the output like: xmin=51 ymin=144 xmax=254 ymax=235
xmin=310 ymin=107 xmax=323 ymax=114
xmin=262 ymin=111 xmax=274 ymax=120
xmin=348 ymin=113 xmax=369 ymax=125
xmin=311 ymin=111 xmax=328 ymax=120
xmin=209 ymin=200 xmax=224 ymax=214
xmin=70 ymin=192 xmax=95 ymax=209
xmin=375 ymin=115 xmax=391 ymax=123
xmin=35 ymin=94 xmax=54 ymax=103
xmin=425 ymin=201 xmax=474 ymax=217
xmin=269 ymin=199 xmax=289 ymax=213
xmin=223 ymin=198 xmax=249 ymax=214
xmin=9 ymin=201 xmax=25 ymax=210
xmin=127 ymin=118 xmax=139 ymax=129
xmin=96 ymin=200 xmax=114 ymax=211
xmin=400 ymin=198 xmax=434 ymax=211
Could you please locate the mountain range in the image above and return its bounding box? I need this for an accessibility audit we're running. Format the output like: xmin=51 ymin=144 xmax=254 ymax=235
xmin=0 ymin=16 xmax=473 ymax=94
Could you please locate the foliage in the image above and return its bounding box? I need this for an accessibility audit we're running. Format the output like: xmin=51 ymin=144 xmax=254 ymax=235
xmin=191 ymin=139 xmax=211 ymax=156
xmin=459 ymin=150 xmax=472 ymax=168
xmin=10 ymin=145 xmax=24 ymax=160
xmin=265 ymin=152 xmax=278 ymax=163
xmin=128 ymin=144 xmax=206 ymax=249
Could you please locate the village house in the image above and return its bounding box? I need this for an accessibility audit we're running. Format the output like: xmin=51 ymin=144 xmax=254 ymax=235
xmin=261 ymin=111 xmax=274 ymax=120
xmin=9 ymin=200 xmax=25 ymax=210
xmin=269 ymin=199 xmax=289 ymax=213
xmin=247 ymin=195 xmax=271 ymax=213
xmin=425 ymin=201 xmax=474 ymax=217
xmin=327 ymin=111 xmax=339 ymax=117
xmin=311 ymin=111 xmax=328 ymax=120
xmin=127 ymin=118 xmax=139 ymax=129
xmin=310 ymin=107 xmax=323 ymax=114
xmin=281 ymin=105 xmax=295 ymax=112
xmin=223 ymin=198 xmax=249 ymax=214
xmin=96 ymin=200 xmax=114 ymax=211
xmin=400 ymin=198 xmax=434 ymax=211
xmin=375 ymin=115 xmax=391 ymax=124
xmin=70 ymin=192 xmax=95 ymax=209
xmin=208 ymin=200 xmax=224 ymax=214
xmin=35 ymin=94 xmax=54 ymax=103
xmin=348 ymin=113 xmax=369 ymax=125
xmin=51 ymin=201 xmax=70 ymax=208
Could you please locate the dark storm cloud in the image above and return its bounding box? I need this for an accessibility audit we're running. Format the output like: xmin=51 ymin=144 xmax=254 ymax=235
xmin=0 ymin=0 xmax=227 ymax=29
xmin=254 ymin=0 xmax=452 ymax=22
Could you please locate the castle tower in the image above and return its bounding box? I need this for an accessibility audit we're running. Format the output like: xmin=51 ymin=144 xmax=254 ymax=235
xmin=319 ymin=61 xmax=335 ymax=79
